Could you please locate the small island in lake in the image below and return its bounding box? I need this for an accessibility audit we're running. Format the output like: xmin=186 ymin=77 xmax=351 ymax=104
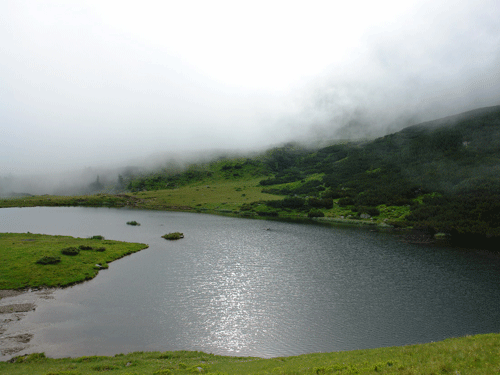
xmin=162 ymin=232 xmax=184 ymax=240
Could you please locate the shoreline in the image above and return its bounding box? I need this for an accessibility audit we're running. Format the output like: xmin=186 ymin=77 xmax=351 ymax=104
xmin=0 ymin=288 xmax=56 ymax=359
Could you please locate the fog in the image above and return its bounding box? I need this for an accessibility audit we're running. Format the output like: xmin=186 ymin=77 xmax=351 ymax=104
xmin=1 ymin=0 xmax=500 ymax=194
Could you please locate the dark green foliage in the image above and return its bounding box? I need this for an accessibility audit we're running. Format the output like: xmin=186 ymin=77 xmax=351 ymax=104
xmin=266 ymin=197 xmax=306 ymax=210
xmin=338 ymin=197 xmax=355 ymax=206
xmin=308 ymin=209 xmax=325 ymax=218
xmin=61 ymin=247 xmax=80 ymax=256
xmin=321 ymin=188 xmax=350 ymax=199
xmin=257 ymin=106 xmax=500 ymax=243
xmin=36 ymin=256 xmax=61 ymax=265
xmin=95 ymin=247 xmax=106 ymax=252
xmin=263 ymin=144 xmax=307 ymax=173
xmin=308 ymin=197 xmax=334 ymax=209
xmin=79 ymin=245 xmax=93 ymax=250
xmin=406 ymin=192 xmax=500 ymax=242
xmin=354 ymin=206 xmax=381 ymax=217
xmin=126 ymin=220 xmax=140 ymax=226
xmin=90 ymin=235 xmax=105 ymax=240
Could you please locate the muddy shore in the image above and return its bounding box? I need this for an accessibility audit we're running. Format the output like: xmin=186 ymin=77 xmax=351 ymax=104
xmin=0 ymin=289 xmax=55 ymax=359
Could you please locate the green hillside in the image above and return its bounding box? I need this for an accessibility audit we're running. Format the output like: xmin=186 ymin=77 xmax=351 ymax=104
xmin=121 ymin=105 xmax=500 ymax=245
xmin=2 ymin=105 xmax=500 ymax=246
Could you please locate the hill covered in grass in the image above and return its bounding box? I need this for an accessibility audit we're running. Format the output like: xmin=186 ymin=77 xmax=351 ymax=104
xmin=2 ymin=105 xmax=500 ymax=246
xmin=120 ymin=105 xmax=500 ymax=244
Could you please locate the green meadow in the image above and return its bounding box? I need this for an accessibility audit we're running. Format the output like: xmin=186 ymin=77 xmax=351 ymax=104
xmin=1 ymin=333 xmax=500 ymax=374
xmin=0 ymin=233 xmax=148 ymax=289
xmin=0 ymin=157 xmax=408 ymax=227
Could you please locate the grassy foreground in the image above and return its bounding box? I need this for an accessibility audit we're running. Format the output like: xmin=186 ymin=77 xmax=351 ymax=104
xmin=0 ymin=233 xmax=148 ymax=289
xmin=0 ymin=333 xmax=499 ymax=374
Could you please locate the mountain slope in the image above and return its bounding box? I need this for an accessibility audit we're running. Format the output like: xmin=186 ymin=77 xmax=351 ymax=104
xmin=2 ymin=105 xmax=500 ymax=246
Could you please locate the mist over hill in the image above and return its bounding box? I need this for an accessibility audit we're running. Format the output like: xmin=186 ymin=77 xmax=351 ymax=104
xmin=119 ymin=104 xmax=500 ymax=246
xmin=2 ymin=105 xmax=500 ymax=200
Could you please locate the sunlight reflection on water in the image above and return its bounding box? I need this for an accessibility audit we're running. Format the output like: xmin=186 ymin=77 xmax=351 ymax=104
xmin=1 ymin=207 xmax=500 ymax=359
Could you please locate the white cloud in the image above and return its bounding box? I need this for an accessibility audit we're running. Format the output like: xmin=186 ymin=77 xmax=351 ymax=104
xmin=1 ymin=0 xmax=499 ymax=175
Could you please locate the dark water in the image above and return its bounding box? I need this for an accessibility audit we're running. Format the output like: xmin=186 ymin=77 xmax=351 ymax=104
xmin=1 ymin=207 xmax=499 ymax=358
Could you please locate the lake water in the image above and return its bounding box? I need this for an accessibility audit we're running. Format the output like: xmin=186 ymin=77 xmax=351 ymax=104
xmin=1 ymin=207 xmax=500 ymax=359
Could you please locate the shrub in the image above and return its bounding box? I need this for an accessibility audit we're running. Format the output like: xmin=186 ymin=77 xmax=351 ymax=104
xmin=355 ymin=206 xmax=380 ymax=217
xmin=95 ymin=247 xmax=106 ymax=252
xmin=79 ymin=245 xmax=93 ymax=250
xmin=36 ymin=256 xmax=61 ymax=265
xmin=308 ymin=209 xmax=325 ymax=218
xmin=126 ymin=221 xmax=140 ymax=226
xmin=162 ymin=232 xmax=184 ymax=240
xmin=61 ymin=247 xmax=80 ymax=256
xmin=267 ymin=197 xmax=306 ymax=210
xmin=90 ymin=235 xmax=105 ymax=240
xmin=308 ymin=197 xmax=334 ymax=209
xmin=366 ymin=207 xmax=380 ymax=217
xmin=338 ymin=197 xmax=355 ymax=206
xmin=240 ymin=203 xmax=253 ymax=211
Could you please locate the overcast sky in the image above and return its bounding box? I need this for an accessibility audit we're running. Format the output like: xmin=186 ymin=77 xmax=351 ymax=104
xmin=1 ymin=0 xmax=500 ymax=175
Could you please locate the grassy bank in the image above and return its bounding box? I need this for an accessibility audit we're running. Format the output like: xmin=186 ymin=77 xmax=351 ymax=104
xmin=0 ymin=178 xmax=405 ymax=228
xmin=0 ymin=233 xmax=148 ymax=290
xmin=0 ymin=157 xmax=415 ymax=227
xmin=1 ymin=333 xmax=499 ymax=374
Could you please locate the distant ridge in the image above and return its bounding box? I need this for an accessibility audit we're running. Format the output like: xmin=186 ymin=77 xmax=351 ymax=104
xmin=402 ymin=104 xmax=500 ymax=132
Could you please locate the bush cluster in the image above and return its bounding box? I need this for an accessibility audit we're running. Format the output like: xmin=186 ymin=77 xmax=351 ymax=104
xmin=36 ymin=256 xmax=61 ymax=265
xmin=308 ymin=209 xmax=325 ymax=218
xmin=61 ymin=247 xmax=80 ymax=256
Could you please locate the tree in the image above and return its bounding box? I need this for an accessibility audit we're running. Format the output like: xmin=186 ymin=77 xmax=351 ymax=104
xmin=89 ymin=175 xmax=104 ymax=191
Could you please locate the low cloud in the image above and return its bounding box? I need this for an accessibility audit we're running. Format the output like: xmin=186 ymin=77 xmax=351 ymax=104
xmin=1 ymin=0 xmax=499 ymax=193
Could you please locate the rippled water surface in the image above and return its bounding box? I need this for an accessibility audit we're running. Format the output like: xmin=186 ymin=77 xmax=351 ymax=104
xmin=1 ymin=207 xmax=500 ymax=358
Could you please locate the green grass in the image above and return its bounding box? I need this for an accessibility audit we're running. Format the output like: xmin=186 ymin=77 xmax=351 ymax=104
xmin=0 ymin=176 xmax=283 ymax=216
xmin=134 ymin=177 xmax=283 ymax=213
xmin=1 ymin=333 xmax=500 ymax=374
xmin=0 ymin=233 xmax=148 ymax=289
xmin=0 ymin=194 xmax=132 ymax=209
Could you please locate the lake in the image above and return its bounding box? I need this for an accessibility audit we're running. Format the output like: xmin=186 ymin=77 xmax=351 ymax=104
xmin=1 ymin=207 xmax=499 ymax=359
